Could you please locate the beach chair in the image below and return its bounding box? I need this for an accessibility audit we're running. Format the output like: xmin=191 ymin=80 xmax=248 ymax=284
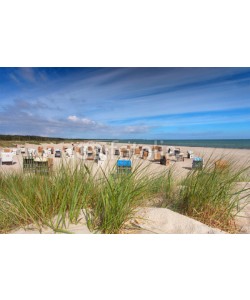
xmin=160 ymin=155 xmax=170 ymax=166
xmin=97 ymin=153 xmax=107 ymax=167
xmin=116 ymin=160 xmax=132 ymax=174
xmin=134 ymin=148 xmax=141 ymax=155
xmin=122 ymin=150 xmax=129 ymax=158
xmin=176 ymin=153 xmax=184 ymax=162
xmin=114 ymin=149 xmax=120 ymax=156
xmin=174 ymin=148 xmax=181 ymax=156
xmin=142 ymin=150 xmax=148 ymax=159
xmin=168 ymin=147 xmax=175 ymax=156
xmin=23 ymin=157 xmax=35 ymax=173
xmin=38 ymin=146 xmax=43 ymax=153
xmin=35 ymin=161 xmax=49 ymax=175
xmin=192 ymin=157 xmax=203 ymax=169
xmin=153 ymin=152 xmax=161 ymax=162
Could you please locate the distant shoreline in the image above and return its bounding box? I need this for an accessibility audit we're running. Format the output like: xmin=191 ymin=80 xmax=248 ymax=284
xmin=104 ymin=139 xmax=250 ymax=150
xmin=1 ymin=135 xmax=250 ymax=150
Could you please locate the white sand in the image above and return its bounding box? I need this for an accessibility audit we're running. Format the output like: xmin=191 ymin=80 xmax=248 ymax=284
xmin=11 ymin=207 xmax=225 ymax=234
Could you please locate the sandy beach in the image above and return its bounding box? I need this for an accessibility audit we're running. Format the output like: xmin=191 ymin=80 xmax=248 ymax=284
xmin=2 ymin=141 xmax=250 ymax=177
xmin=1 ymin=141 xmax=249 ymax=234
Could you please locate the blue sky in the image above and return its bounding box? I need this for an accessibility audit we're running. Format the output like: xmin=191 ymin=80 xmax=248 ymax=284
xmin=0 ymin=67 xmax=250 ymax=139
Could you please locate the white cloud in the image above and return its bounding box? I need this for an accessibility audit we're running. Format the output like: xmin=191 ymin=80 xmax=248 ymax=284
xmin=67 ymin=115 xmax=97 ymax=125
xmin=68 ymin=115 xmax=79 ymax=122
xmin=81 ymin=118 xmax=96 ymax=125
xmin=123 ymin=125 xmax=149 ymax=134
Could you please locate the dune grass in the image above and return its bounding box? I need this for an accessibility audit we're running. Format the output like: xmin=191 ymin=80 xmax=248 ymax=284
xmin=0 ymin=156 xmax=249 ymax=233
xmin=0 ymin=160 xmax=161 ymax=233
xmin=0 ymin=162 xmax=90 ymax=233
xmin=170 ymin=158 xmax=250 ymax=232
xmin=85 ymin=168 xmax=147 ymax=233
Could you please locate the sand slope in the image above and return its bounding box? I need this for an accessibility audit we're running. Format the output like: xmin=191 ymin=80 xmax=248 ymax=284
xmin=10 ymin=207 xmax=225 ymax=234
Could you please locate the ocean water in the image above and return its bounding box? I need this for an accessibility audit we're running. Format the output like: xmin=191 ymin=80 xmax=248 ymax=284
xmin=108 ymin=139 xmax=250 ymax=150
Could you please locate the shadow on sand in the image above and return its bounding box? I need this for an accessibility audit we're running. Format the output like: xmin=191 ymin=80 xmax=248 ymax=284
xmin=182 ymin=167 xmax=192 ymax=170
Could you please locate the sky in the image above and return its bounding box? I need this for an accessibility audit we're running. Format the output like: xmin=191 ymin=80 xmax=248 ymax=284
xmin=0 ymin=67 xmax=250 ymax=140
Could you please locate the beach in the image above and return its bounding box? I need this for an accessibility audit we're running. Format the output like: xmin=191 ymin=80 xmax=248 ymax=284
xmin=0 ymin=141 xmax=250 ymax=234
xmin=1 ymin=141 xmax=250 ymax=176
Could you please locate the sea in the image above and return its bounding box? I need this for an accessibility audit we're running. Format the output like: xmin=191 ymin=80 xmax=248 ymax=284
xmin=100 ymin=139 xmax=250 ymax=150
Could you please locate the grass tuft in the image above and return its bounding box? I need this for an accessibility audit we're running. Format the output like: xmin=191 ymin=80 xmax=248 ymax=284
xmin=172 ymin=158 xmax=250 ymax=232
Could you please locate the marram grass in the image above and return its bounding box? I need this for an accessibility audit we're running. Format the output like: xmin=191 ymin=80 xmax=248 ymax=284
xmin=171 ymin=157 xmax=250 ymax=232
xmin=0 ymin=157 xmax=249 ymax=233
xmin=0 ymin=160 xmax=163 ymax=233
